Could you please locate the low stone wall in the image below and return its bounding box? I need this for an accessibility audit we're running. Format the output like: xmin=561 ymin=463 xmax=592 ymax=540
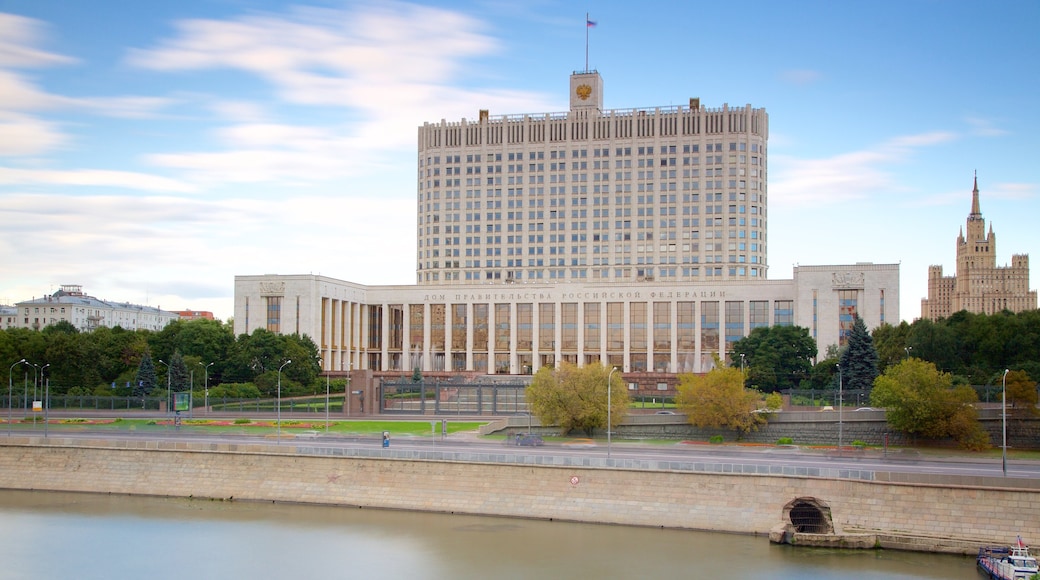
xmin=0 ymin=437 xmax=1037 ymax=554
xmin=492 ymin=412 xmax=1038 ymax=449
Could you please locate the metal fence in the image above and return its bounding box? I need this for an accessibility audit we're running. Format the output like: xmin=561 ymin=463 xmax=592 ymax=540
xmin=0 ymin=396 xmax=340 ymax=414
xmin=781 ymin=389 xmax=873 ymax=408
xmin=380 ymin=380 xmax=529 ymax=415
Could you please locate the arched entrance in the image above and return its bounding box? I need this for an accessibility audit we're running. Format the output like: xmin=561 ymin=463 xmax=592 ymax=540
xmin=781 ymin=497 xmax=834 ymax=535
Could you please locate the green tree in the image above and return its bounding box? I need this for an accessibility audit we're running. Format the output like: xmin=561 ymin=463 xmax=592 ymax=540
xmin=151 ymin=319 xmax=233 ymax=386
xmin=808 ymin=356 xmax=840 ymax=390
xmin=135 ymin=351 xmax=158 ymax=396
xmin=871 ymin=321 xmax=912 ymax=373
xmin=525 ymin=362 xmax=628 ymax=437
xmin=839 ymin=316 xmax=879 ymax=392
xmin=676 ymin=364 xmax=765 ymax=434
xmin=168 ymin=350 xmax=190 ymax=392
xmin=732 ymin=325 xmax=816 ymax=392
xmin=1004 ymin=369 xmax=1038 ymax=420
xmin=870 ymin=358 xmax=988 ymax=450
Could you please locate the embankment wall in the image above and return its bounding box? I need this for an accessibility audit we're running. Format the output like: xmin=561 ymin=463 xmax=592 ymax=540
xmin=1 ymin=437 xmax=1037 ymax=552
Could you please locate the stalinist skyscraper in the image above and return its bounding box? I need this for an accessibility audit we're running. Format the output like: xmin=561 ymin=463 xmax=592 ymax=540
xmin=921 ymin=175 xmax=1036 ymax=319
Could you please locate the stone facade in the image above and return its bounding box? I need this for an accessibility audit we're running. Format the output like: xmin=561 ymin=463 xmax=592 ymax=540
xmin=234 ymin=263 xmax=898 ymax=379
xmin=1 ymin=438 xmax=1037 ymax=553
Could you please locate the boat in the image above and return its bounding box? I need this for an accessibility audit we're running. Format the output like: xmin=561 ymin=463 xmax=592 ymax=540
xmin=978 ymin=537 xmax=1039 ymax=580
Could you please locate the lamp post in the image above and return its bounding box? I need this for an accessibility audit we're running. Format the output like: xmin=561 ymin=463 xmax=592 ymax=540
xmin=189 ymin=370 xmax=195 ymax=419
xmin=199 ymin=362 xmax=213 ymax=412
xmin=8 ymin=359 xmax=25 ymax=435
xmin=157 ymin=359 xmax=171 ymax=415
xmin=26 ymin=363 xmax=38 ymax=411
xmin=904 ymin=346 xmax=912 ymax=360
xmin=1002 ymin=368 xmax=1009 ymax=477
xmin=346 ymin=362 xmax=353 ymax=418
xmin=607 ymin=366 xmax=617 ymax=460
xmin=39 ymin=365 xmax=50 ymax=434
xmin=277 ymin=359 xmax=292 ymax=440
xmin=835 ymin=363 xmax=843 ymax=454
xmin=739 ymin=353 xmax=746 ymax=374
xmin=43 ymin=366 xmax=50 ymax=437
xmin=318 ymin=356 xmax=329 ymax=433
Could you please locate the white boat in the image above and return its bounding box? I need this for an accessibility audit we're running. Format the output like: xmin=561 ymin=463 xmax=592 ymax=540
xmin=978 ymin=538 xmax=1039 ymax=580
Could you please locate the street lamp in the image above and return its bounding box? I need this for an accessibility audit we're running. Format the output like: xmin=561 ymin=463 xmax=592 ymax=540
xmin=199 ymin=361 xmax=213 ymax=412
xmin=317 ymin=355 xmax=330 ymax=433
xmin=1002 ymin=368 xmax=1009 ymax=477
xmin=739 ymin=353 xmax=746 ymax=374
xmin=40 ymin=364 xmax=50 ymax=435
xmin=277 ymin=359 xmax=292 ymax=440
xmin=835 ymin=363 xmax=843 ymax=454
xmin=26 ymin=362 xmax=39 ymax=411
xmin=904 ymin=346 xmax=912 ymax=360
xmin=8 ymin=359 xmax=26 ymax=435
xmin=607 ymin=366 xmax=617 ymax=459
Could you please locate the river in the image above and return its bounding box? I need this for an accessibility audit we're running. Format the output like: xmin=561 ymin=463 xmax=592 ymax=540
xmin=0 ymin=490 xmax=978 ymax=579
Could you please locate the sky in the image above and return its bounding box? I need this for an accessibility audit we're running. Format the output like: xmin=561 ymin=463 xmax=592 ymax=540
xmin=1 ymin=0 xmax=1037 ymax=323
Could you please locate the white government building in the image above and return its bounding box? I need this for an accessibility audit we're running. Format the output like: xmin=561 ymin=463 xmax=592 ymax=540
xmin=234 ymin=70 xmax=899 ymax=389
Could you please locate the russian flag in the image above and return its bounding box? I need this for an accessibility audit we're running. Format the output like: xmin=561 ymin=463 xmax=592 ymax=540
xmin=587 ymin=19 xmax=596 ymax=27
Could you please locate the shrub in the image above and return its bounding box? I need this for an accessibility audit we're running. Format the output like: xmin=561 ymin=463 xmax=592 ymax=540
xmin=777 ymin=437 xmax=793 ymax=445
xmin=709 ymin=435 xmax=724 ymax=444
xmin=233 ymin=418 xmax=252 ymax=425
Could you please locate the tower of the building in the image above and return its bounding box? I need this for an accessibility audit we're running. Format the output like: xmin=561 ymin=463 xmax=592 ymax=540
xmin=922 ymin=173 xmax=1036 ymax=318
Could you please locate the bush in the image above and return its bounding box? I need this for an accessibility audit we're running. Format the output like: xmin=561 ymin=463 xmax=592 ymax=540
xmin=709 ymin=435 xmax=724 ymax=444
xmin=851 ymin=440 xmax=866 ymax=447
xmin=777 ymin=437 xmax=793 ymax=445
xmin=207 ymin=383 xmax=263 ymax=399
xmin=233 ymin=418 xmax=251 ymax=425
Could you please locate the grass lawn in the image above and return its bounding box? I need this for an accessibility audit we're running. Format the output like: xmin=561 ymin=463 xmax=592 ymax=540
xmin=2 ymin=417 xmax=486 ymax=437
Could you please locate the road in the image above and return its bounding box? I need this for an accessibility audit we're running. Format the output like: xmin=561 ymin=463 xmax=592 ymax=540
xmin=16 ymin=424 xmax=1040 ymax=482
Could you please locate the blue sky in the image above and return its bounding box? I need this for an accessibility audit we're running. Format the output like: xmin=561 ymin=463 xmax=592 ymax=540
xmin=1 ymin=0 xmax=1037 ymax=323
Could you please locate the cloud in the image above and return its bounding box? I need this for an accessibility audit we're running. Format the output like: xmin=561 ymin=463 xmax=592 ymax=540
xmin=0 ymin=13 xmax=74 ymax=68
xmin=128 ymin=2 xmax=557 ymax=183
xmin=778 ymin=69 xmax=822 ymax=86
xmin=0 ymin=112 xmax=65 ymax=155
xmin=771 ymin=131 xmax=958 ymax=206
xmin=986 ymin=181 xmax=1036 ymax=201
xmin=965 ymin=116 xmax=1009 ymax=137
xmin=0 ymin=167 xmax=198 ymax=192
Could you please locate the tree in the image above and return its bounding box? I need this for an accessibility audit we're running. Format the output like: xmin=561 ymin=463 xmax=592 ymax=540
xmin=168 ymin=350 xmax=190 ymax=393
xmin=838 ymin=316 xmax=879 ymax=392
xmin=731 ymin=325 xmax=816 ymax=392
xmin=1004 ymin=369 xmax=1038 ymax=420
xmin=675 ymin=364 xmax=764 ymax=434
xmin=525 ymin=362 xmax=628 ymax=437
xmin=135 ymin=351 xmax=158 ymax=396
xmin=870 ymin=358 xmax=988 ymax=450
xmin=871 ymin=321 xmax=911 ymax=373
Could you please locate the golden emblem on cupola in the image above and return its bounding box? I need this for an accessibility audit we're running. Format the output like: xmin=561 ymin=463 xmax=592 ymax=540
xmin=576 ymin=84 xmax=592 ymax=100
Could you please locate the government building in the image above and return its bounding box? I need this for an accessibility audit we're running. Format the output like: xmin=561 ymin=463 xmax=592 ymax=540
xmin=234 ymin=71 xmax=899 ymax=390
xmin=921 ymin=175 xmax=1036 ymax=319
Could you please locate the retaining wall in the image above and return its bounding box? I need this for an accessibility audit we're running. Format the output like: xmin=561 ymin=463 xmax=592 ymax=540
xmin=0 ymin=437 xmax=1037 ymax=553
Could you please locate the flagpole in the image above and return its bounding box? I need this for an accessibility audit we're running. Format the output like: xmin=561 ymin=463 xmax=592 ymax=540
xmin=585 ymin=12 xmax=589 ymax=72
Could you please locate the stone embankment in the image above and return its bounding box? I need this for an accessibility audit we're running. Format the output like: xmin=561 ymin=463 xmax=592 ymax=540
xmin=0 ymin=436 xmax=1036 ymax=555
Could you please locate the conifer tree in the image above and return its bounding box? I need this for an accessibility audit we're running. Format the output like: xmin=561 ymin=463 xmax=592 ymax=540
xmin=169 ymin=350 xmax=190 ymax=392
xmin=839 ymin=316 xmax=880 ymax=391
xmin=134 ymin=352 xmax=158 ymax=397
